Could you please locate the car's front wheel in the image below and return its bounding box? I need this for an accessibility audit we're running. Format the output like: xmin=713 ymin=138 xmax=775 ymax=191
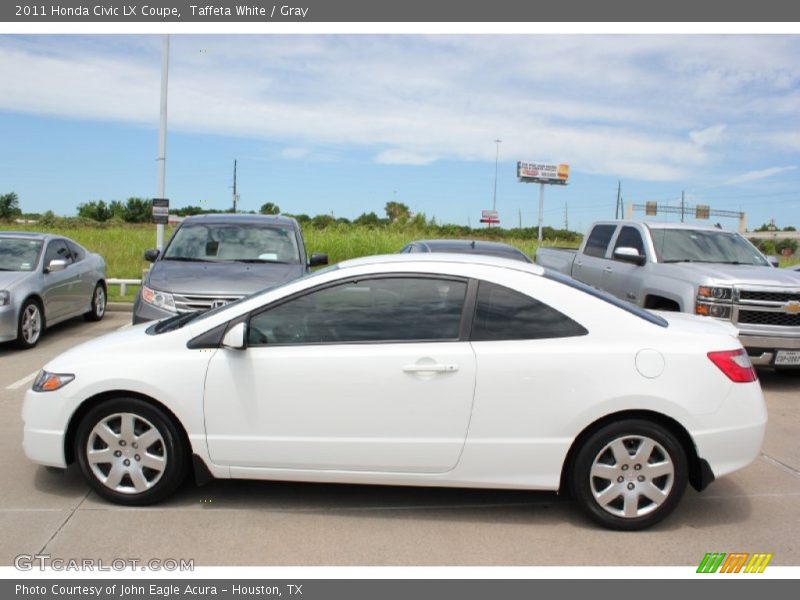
xmin=570 ymin=419 xmax=688 ymax=531
xmin=75 ymin=398 xmax=187 ymax=505
xmin=15 ymin=299 xmax=43 ymax=349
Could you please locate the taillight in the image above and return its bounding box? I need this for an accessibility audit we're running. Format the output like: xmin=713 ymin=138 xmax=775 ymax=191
xmin=707 ymin=348 xmax=758 ymax=383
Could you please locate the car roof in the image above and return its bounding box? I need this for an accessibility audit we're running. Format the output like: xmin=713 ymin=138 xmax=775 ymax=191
xmin=180 ymin=214 xmax=299 ymax=227
xmin=338 ymin=252 xmax=545 ymax=275
xmin=0 ymin=231 xmax=55 ymax=241
xmin=592 ymin=220 xmax=736 ymax=233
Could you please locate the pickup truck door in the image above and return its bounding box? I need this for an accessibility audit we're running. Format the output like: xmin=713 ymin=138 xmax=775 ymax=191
xmin=573 ymin=224 xmax=617 ymax=288
xmin=603 ymin=225 xmax=649 ymax=305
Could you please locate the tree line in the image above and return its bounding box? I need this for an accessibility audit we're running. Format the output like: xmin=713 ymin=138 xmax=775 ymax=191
xmin=0 ymin=191 xmax=581 ymax=243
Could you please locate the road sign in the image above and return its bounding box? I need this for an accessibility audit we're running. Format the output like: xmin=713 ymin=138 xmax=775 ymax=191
xmin=152 ymin=198 xmax=169 ymax=224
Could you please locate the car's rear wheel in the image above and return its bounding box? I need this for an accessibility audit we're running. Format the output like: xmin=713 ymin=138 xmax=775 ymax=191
xmin=84 ymin=283 xmax=106 ymax=321
xmin=570 ymin=419 xmax=688 ymax=530
xmin=15 ymin=299 xmax=43 ymax=349
xmin=75 ymin=398 xmax=187 ymax=505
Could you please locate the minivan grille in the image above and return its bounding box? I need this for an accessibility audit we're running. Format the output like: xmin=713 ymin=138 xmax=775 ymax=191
xmin=173 ymin=293 xmax=243 ymax=313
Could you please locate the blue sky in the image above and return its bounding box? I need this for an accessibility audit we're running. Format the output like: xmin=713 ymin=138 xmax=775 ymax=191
xmin=0 ymin=34 xmax=798 ymax=231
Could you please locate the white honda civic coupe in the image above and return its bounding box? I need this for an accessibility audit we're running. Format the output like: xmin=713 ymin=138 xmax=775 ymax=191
xmin=22 ymin=254 xmax=767 ymax=530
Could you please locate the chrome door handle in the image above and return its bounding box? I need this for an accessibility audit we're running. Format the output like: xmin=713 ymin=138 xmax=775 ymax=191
xmin=402 ymin=363 xmax=459 ymax=373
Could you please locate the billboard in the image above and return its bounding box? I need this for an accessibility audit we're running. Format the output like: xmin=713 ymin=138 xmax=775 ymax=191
xmin=480 ymin=209 xmax=499 ymax=225
xmin=517 ymin=161 xmax=569 ymax=184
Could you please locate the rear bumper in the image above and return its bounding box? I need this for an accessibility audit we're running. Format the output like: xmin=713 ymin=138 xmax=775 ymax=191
xmin=691 ymin=381 xmax=767 ymax=480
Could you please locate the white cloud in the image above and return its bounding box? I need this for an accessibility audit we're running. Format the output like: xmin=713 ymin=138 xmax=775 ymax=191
xmin=1 ymin=35 xmax=799 ymax=183
xmin=690 ymin=124 xmax=726 ymax=147
xmin=724 ymin=166 xmax=798 ymax=186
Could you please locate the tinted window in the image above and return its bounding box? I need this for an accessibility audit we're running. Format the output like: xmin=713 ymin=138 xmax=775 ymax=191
xmin=43 ymin=240 xmax=72 ymax=268
xmin=471 ymin=281 xmax=588 ymax=341
xmin=583 ymin=225 xmax=616 ymax=258
xmin=65 ymin=240 xmax=86 ymax=262
xmin=613 ymin=226 xmax=645 ymax=257
xmin=651 ymin=228 xmax=768 ymax=266
xmin=248 ymin=277 xmax=467 ymax=345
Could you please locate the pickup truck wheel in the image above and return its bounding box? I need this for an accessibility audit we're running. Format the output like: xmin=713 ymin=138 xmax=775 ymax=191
xmin=75 ymin=398 xmax=187 ymax=505
xmin=570 ymin=419 xmax=687 ymax=530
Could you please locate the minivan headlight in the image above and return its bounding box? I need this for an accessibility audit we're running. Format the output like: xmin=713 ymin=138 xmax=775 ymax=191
xmin=141 ymin=285 xmax=177 ymax=312
xmin=32 ymin=371 xmax=75 ymax=392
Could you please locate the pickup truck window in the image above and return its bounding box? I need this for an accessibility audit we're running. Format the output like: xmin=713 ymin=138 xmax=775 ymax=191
xmin=613 ymin=226 xmax=646 ymax=257
xmin=583 ymin=225 xmax=616 ymax=258
xmin=651 ymin=229 xmax=769 ymax=266
xmin=471 ymin=281 xmax=588 ymax=341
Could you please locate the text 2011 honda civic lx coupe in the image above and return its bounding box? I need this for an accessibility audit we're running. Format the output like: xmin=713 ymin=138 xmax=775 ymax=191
xmin=22 ymin=254 xmax=767 ymax=530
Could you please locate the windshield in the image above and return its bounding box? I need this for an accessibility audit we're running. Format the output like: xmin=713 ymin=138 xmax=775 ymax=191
xmin=162 ymin=223 xmax=301 ymax=264
xmin=0 ymin=238 xmax=43 ymax=272
xmin=651 ymin=228 xmax=769 ymax=266
xmin=148 ymin=263 xmax=341 ymax=334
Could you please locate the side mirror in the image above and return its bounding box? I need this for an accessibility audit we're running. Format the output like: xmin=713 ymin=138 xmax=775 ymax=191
xmin=144 ymin=249 xmax=160 ymax=263
xmin=309 ymin=253 xmax=329 ymax=267
xmin=221 ymin=322 xmax=247 ymax=350
xmin=766 ymin=255 xmax=780 ymax=268
xmin=46 ymin=259 xmax=68 ymax=273
xmin=613 ymin=247 xmax=646 ymax=266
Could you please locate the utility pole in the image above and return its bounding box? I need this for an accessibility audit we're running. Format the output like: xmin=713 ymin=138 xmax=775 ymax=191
xmin=564 ymin=202 xmax=569 ymax=231
xmin=615 ymin=181 xmax=621 ymax=219
xmin=232 ymin=159 xmax=238 ymax=213
xmin=518 ymin=208 xmax=522 ymax=229
xmin=492 ymin=139 xmax=502 ymax=212
xmin=681 ymin=190 xmax=685 ymax=223
xmin=155 ymin=34 xmax=169 ymax=250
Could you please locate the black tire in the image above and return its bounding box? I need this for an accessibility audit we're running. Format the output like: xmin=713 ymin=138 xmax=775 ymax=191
xmin=75 ymin=398 xmax=187 ymax=505
xmin=15 ymin=298 xmax=44 ymax=349
xmin=569 ymin=419 xmax=688 ymax=531
xmin=84 ymin=282 xmax=107 ymax=322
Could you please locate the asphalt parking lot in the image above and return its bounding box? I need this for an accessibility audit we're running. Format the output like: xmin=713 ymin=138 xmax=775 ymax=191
xmin=1 ymin=311 xmax=798 ymax=566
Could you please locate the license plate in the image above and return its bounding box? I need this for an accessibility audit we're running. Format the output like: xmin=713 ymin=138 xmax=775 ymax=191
xmin=775 ymin=350 xmax=800 ymax=366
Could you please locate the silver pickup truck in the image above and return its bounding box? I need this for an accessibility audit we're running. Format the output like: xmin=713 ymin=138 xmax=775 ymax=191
xmin=536 ymin=220 xmax=800 ymax=368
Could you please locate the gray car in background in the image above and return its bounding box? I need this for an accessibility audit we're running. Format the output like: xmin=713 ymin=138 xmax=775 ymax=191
xmin=133 ymin=214 xmax=328 ymax=324
xmin=0 ymin=232 xmax=107 ymax=349
xmin=400 ymin=239 xmax=533 ymax=263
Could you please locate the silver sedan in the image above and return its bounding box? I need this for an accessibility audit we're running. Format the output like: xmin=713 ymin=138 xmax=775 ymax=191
xmin=0 ymin=232 xmax=107 ymax=348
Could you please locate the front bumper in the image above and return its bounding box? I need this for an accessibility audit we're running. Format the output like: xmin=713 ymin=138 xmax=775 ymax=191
xmin=740 ymin=334 xmax=800 ymax=367
xmin=22 ymin=388 xmax=74 ymax=468
xmin=0 ymin=304 xmax=18 ymax=343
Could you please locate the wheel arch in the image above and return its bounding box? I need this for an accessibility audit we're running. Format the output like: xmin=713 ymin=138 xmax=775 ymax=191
xmin=64 ymin=390 xmax=191 ymax=468
xmin=643 ymin=294 xmax=681 ymax=311
xmin=558 ymin=409 xmax=709 ymax=495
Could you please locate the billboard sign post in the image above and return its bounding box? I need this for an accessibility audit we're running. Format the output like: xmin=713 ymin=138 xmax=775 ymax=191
xmin=517 ymin=161 xmax=569 ymax=242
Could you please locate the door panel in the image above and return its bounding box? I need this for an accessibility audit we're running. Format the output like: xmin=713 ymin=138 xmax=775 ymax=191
xmin=203 ymin=342 xmax=477 ymax=472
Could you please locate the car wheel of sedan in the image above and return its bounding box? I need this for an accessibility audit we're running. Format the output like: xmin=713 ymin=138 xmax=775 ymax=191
xmin=15 ymin=299 xmax=43 ymax=349
xmin=84 ymin=283 xmax=106 ymax=322
xmin=75 ymin=398 xmax=187 ymax=505
xmin=570 ymin=419 xmax=688 ymax=531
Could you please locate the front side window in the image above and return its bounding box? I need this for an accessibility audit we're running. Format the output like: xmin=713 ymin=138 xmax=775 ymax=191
xmin=613 ymin=226 xmax=646 ymax=257
xmin=583 ymin=225 xmax=616 ymax=258
xmin=163 ymin=223 xmax=301 ymax=264
xmin=248 ymin=276 xmax=467 ymax=345
xmin=471 ymin=281 xmax=588 ymax=341
xmin=43 ymin=240 xmax=72 ymax=269
xmin=0 ymin=238 xmax=43 ymax=272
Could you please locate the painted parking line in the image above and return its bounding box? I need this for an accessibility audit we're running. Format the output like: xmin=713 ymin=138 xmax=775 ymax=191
xmin=5 ymin=370 xmax=39 ymax=390
xmin=116 ymin=323 xmax=132 ymax=331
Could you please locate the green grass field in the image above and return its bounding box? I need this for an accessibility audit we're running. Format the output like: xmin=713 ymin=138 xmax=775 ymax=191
xmin=3 ymin=222 xmax=798 ymax=302
xmin=0 ymin=223 xmax=553 ymax=300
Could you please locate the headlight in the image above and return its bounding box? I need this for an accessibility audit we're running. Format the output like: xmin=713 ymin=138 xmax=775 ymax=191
xmin=32 ymin=370 xmax=75 ymax=392
xmin=141 ymin=285 xmax=177 ymax=312
xmin=0 ymin=291 xmax=9 ymax=307
xmin=696 ymin=302 xmax=732 ymax=319
xmin=697 ymin=286 xmax=732 ymax=301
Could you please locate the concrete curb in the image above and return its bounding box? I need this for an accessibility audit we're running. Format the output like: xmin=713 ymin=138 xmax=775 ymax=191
xmin=107 ymin=302 xmax=133 ymax=313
